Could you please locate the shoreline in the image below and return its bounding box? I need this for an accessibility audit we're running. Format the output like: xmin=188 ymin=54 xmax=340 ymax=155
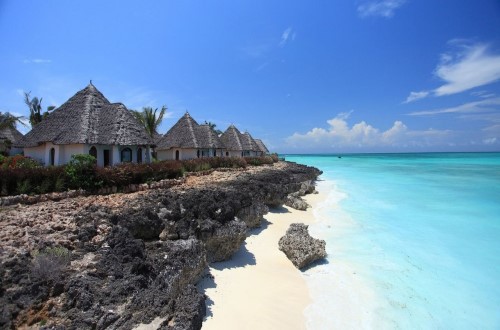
xmin=198 ymin=190 xmax=326 ymax=329
xmin=305 ymin=180 xmax=381 ymax=329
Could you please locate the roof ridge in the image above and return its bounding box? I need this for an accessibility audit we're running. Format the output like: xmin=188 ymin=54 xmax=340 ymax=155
xmin=186 ymin=113 xmax=198 ymax=148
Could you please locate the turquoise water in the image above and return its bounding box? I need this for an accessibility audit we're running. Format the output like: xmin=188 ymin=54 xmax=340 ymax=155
xmin=285 ymin=153 xmax=500 ymax=329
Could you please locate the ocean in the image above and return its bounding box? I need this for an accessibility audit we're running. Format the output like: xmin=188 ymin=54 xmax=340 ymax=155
xmin=285 ymin=153 xmax=500 ymax=330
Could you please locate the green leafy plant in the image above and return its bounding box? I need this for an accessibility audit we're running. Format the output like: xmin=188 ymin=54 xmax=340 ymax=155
xmin=64 ymin=154 xmax=99 ymax=191
xmin=16 ymin=179 xmax=32 ymax=194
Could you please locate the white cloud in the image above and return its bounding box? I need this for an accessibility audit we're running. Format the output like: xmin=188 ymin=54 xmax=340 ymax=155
xmin=404 ymin=91 xmax=429 ymax=103
xmin=405 ymin=42 xmax=500 ymax=102
xmin=279 ymin=27 xmax=295 ymax=47
xmin=471 ymin=90 xmax=496 ymax=99
xmin=483 ymin=137 xmax=497 ymax=145
xmin=434 ymin=43 xmax=500 ymax=96
xmin=408 ymin=97 xmax=500 ymax=116
xmin=286 ymin=112 xmax=451 ymax=150
xmin=483 ymin=124 xmax=500 ymax=133
xmin=23 ymin=59 xmax=51 ymax=64
xmin=357 ymin=0 xmax=407 ymax=18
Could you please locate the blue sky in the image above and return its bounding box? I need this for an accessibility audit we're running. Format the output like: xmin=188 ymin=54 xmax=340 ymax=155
xmin=1 ymin=0 xmax=500 ymax=153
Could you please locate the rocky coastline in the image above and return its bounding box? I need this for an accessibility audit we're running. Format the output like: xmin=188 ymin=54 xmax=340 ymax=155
xmin=0 ymin=161 xmax=321 ymax=329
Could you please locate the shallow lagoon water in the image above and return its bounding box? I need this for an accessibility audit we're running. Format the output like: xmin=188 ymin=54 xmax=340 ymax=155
xmin=286 ymin=153 xmax=500 ymax=329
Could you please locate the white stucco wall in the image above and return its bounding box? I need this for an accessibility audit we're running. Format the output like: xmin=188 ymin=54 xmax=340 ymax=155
xmin=157 ymin=148 xmax=201 ymax=161
xmin=86 ymin=144 xmax=150 ymax=166
xmin=59 ymin=144 xmax=86 ymax=164
xmin=225 ymin=150 xmax=242 ymax=157
xmin=24 ymin=143 xmax=151 ymax=167
xmin=23 ymin=144 xmax=47 ymax=165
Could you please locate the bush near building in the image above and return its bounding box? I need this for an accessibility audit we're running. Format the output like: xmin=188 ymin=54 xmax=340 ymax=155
xmin=0 ymin=154 xmax=278 ymax=197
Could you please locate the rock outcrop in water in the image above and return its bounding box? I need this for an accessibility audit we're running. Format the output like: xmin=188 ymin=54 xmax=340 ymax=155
xmin=0 ymin=161 xmax=321 ymax=329
xmin=278 ymin=223 xmax=327 ymax=269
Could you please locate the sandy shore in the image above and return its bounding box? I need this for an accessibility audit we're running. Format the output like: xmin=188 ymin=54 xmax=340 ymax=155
xmin=198 ymin=191 xmax=325 ymax=330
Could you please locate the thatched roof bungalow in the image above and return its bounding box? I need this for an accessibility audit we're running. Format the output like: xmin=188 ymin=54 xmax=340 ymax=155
xmin=220 ymin=125 xmax=261 ymax=157
xmin=254 ymin=139 xmax=269 ymax=155
xmin=156 ymin=113 xmax=225 ymax=160
xmin=16 ymin=83 xmax=153 ymax=166
xmin=240 ymin=131 xmax=260 ymax=156
xmin=0 ymin=126 xmax=24 ymax=156
xmin=220 ymin=125 xmax=243 ymax=157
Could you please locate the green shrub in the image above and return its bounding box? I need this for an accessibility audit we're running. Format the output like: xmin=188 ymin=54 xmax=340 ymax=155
xmin=181 ymin=157 xmax=247 ymax=172
xmin=1 ymin=155 xmax=41 ymax=169
xmin=16 ymin=179 xmax=32 ymax=194
xmin=65 ymin=154 xmax=99 ymax=191
xmin=244 ymin=156 xmax=274 ymax=166
xmin=54 ymin=176 xmax=66 ymax=192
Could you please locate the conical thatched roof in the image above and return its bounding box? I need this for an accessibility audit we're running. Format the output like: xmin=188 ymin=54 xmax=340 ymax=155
xmin=0 ymin=126 xmax=23 ymax=144
xmin=254 ymin=139 xmax=269 ymax=154
xmin=16 ymin=83 xmax=152 ymax=148
xmin=157 ymin=113 xmax=224 ymax=150
xmin=220 ymin=125 xmax=243 ymax=151
xmin=240 ymin=131 xmax=260 ymax=151
xmin=157 ymin=112 xmax=199 ymax=149
xmin=196 ymin=125 xmax=224 ymax=149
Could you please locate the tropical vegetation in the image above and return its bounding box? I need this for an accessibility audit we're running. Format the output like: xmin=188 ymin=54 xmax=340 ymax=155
xmin=0 ymin=154 xmax=278 ymax=197
xmin=23 ymin=92 xmax=55 ymax=127
xmin=132 ymin=106 xmax=167 ymax=138
xmin=0 ymin=111 xmax=25 ymax=130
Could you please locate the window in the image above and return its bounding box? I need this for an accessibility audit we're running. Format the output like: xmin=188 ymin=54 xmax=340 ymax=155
xmin=103 ymin=150 xmax=110 ymax=167
xmin=226 ymin=151 xmax=229 ymax=157
xmin=121 ymin=147 xmax=132 ymax=163
xmin=197 ymin=150 xmax=200 ymax=158
xmin=49 ymin=148 xmax=55 ymax=166
xmin=137 ymin=147 xmax=143 ymax=163
xmin=89 ymin=146 xmax=97 ymax=160
xmin=175 ymin=150 xmax=180 ymax=160
xmin=213 ymin=150 xmax=216 ymax=157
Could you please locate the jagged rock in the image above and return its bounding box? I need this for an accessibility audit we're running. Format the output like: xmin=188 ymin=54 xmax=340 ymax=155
xmin=0 ymin=161 xmax=322 ymax=329
xmin=279 ymin=223 xmax=326 ymax=269
xmin=162 ymin=284 xmax=206 ymax=330
xmin=300 ymin=180 xmax=316 ymax=195
xmin=202 ymin=219 xmax=247 ymax=262
xmin=285 ymin=195 xmax=309 ymax=211
xmin=114 ymin=208 xmax=164 ymax=240
xmin=236 ymin=202 xmax=269 ymax=228
xmin=160 ymin=221 xmax=180 ymax=240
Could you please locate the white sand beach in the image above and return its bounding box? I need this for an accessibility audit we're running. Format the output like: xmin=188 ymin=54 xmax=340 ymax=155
xmin=199 ymin=191 xmax=325 ymax=330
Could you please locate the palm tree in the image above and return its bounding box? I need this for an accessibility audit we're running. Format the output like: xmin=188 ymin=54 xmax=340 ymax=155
xmin=23 ymin=92 xmax=55 ymax=127
xmin=204 ymin=120 xmax=222 ymax=135
xmin=133 ymin=106 xmax=168 ymax=160
xmin=0 ymin=112 xmax=26 ymax=156
xmin=0 ymin=111 xmax=26 ymax=130
xmin=133 ymin=106 xmax=167 ymax=138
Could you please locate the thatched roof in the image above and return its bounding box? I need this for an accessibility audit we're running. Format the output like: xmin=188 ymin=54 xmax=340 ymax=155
xmin=157 ymin=113 xmax=199 ymax=150
xmin=240 ymin=131 xmax=260 ymax=151
xmin=0 ymin=126 xmax=23 ymax=144
xmin=196 ymin=125 xmax=224 ymax=149
xmin=152 ymin=132 xmax=163 ymax=146
xmin=157 ymin=113 xmax=224 ymax=150
xmin=220 ymin=125 xmax=243 ymax=151
xmin=254 ymin=139 xmax=269 ymax=154
xmin=16 ymin=83 xmax=152 ymax=148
